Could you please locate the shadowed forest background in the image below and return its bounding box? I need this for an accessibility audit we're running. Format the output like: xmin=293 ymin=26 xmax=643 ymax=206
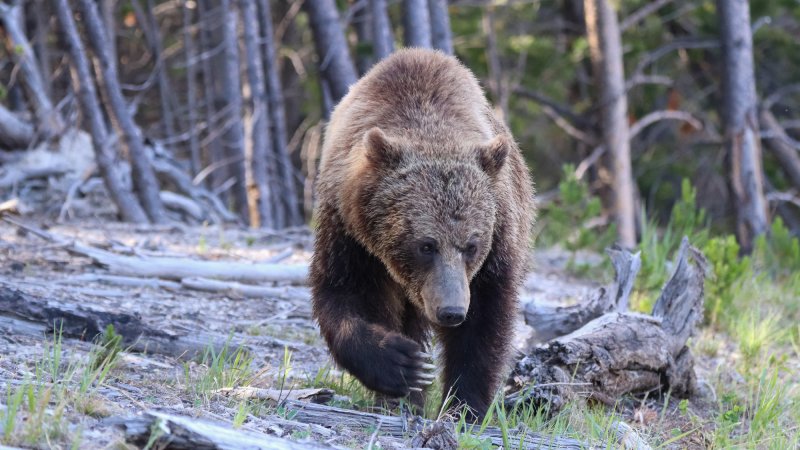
xmin=2 ymin=0 xmax=799 ymax=244
xmin=1 ymin=0 xmax=800 ymax=449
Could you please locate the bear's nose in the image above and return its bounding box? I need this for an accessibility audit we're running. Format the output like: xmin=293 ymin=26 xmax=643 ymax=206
xmin=436 ymin=306 xmax=466 ymax=326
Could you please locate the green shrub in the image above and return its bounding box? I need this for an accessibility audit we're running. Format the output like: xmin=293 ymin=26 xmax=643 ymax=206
xmin=703 ymin=235 xmax=752 ymax=325
xmin=638 ymin=179 xmax=709 ymax=293
xmin=536 ymin=164 xmax=615 ymax=252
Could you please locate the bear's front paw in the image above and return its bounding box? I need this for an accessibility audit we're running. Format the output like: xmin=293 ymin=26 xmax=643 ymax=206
xmin=371 ymin=333 xmax=436 ymax=397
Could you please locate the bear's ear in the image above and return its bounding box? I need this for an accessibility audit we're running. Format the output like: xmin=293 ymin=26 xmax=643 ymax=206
xmin=363 ymin=127 xmax=404 ymax=168
xmin=476 ymin=135 xmax=509 ymax=178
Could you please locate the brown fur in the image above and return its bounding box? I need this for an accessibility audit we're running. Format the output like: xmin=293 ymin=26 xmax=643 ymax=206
xmin=311 ymin=48 xmax=535 ymax=418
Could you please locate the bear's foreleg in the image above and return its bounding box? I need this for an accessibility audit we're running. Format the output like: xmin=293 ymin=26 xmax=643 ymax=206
xmin=437 ymin=253 xmax=517 ymax=420
xmin=311 ymin=213 xmax=434 ymax=399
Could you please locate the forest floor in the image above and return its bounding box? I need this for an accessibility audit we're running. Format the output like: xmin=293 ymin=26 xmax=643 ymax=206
xmin=0 ymin=218 xmax=794 ymax=449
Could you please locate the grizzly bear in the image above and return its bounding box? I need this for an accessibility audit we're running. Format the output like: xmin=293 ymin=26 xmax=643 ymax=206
xmin=310 ymin=48 xmax=535 ymax=418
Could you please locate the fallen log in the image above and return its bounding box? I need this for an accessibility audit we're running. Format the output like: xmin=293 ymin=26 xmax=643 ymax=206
xmin=214 ymin=387 xmax=334 ymax=404
xmin=281 ymin=400 xmax=595 ymax=450
xmin=508 ymin=238 xmax=705 ymax=413
xmin=2 ymin=217 xmax=309 ymax=285
xmin=115 ymin=410 xmax=332 ymax=449
xmin=0 ymin=284 xmax=249 ymax=359
xmin=524 ymin=246 xmax=640 ymax=343
xmin=181 ymin=277 xmax=311 ymax=300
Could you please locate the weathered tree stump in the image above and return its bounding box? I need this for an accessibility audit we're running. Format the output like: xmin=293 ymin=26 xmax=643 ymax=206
xmin=508 ymin=238 xmax=705 ymax=413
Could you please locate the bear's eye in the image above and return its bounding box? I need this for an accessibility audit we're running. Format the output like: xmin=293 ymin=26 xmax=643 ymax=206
xmin=419 ymin=242 xmax=436 ymax=256
xmin=464 ymin=243 xmax=478 ymax=257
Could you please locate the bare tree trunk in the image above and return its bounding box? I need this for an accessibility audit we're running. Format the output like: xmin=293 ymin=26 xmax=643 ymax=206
xmin=0 ymin=104 xmax=34 ymax=148
xmin=98 ymin=0 xmax=116 ymax=67
xmin=584 ymin=0 xmax=637 ymax=249
xmin=0 ymin=2 xmax=63 ymax=138
xmin=131 ymin=0 xmax=179 ymax=143
xmin=218 ymin=0 xmax=250 ymax=223
xmin=182 ymin=0 xmax=202 ymax=176
xmin=353 ymin=3 xmax=374 ymax=75
xmin=304 ymin=0 xmax=358 ymax=104
xmin=370 ymin=0 xmax=394 ymax=61
xmin=717 ymin=0 xmax=769 ymax=250
xmin=483 ymin=7 xmax=507 ymax=122
xmin=53 ymin=0 xmax=149 ymax=224
xmin=402 ymin=0 xmax=432 ymax=48
xmin=428 ymin=0 xmax=453 ymax=55
xmin=240 ymin=0 xmax=276 ymax=229
xmin=196 ymin=0 xmax=227 ymax=192
xmin=760 ymin=109 xmax=800 ymax=191
xmin=31 ymin=0 xmax=52 ymax=101
xmin=77 ymin=0 xmax=168 ymax=223
xmin=257 ymin=0 xmax=303 ymax=227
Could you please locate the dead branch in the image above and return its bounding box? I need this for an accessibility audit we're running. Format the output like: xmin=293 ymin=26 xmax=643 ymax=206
xmin=629 ymin=110 xmax=703 ymax=139
xmin=181 ymin=278 xmax=311 ymax=300
xmin=281 ymin=400 xmax=592 ymax=450
xmin=760 ymin=108 xmax=800 ymax=190
xmin=214 ymin=387 xmax=334 ymax=404
xmin=619 ymin=0 xmax=676 ymax=32
xmin=2 ymin=217 xmax=309 ymax=284
xmin=523 ymin=246 xmax=640 ymax=343
xmin=115 ymin=410 xmax=333 ymax=449
xmin=53 ymin=0 xmax=150 ymax=224
xmin=0 ymin=3 xmax=63 ymax=138
xmin=60 ymin=274 xmax=182 ymax=290
xmin=149 ymin=150 xmax=240 ymax=224
xmin=509 ymin=238 xmax=704 ymax=413
xmin=0 ymin=104 xmax=34 ymax=148
xmin=159 ymin=191 xmax=207 ymax=222
xmin=0 ymin=284 xmax=246 ymax=359
xmin=77 ymin=0 xmax=168 ymax=223
xmin=574 ymin=111 xmax=702 ymax=181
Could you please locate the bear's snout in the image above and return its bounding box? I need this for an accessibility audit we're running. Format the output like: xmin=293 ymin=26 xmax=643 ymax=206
xmin=436 ymin=306 xmax=466 ymax=327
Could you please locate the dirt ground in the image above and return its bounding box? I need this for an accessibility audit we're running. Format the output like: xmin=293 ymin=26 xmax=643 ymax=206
xmin=0 ymin=218 xmax=716 ymax=449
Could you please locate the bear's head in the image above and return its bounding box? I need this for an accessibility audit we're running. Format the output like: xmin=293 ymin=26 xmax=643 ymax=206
xmin=349 ymin=127 xmax=509 ymax=327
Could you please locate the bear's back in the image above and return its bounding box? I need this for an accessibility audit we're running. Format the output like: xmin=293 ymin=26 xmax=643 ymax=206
xmin=322 ymin=49 xmax=496 ymax=164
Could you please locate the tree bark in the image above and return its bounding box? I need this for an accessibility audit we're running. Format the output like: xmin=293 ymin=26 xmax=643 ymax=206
xmin=130 ymin=0 xmax=179 ymax=144
xmin=370 ymin=0 xmax=394 ymax=61
xmin=353 ymin=3 xmax=374 ymax=75
xmin=0 ymin=104 xmax=34 ymax=149
xmin=241 ymin=0 xmax=276 ymax=229
xmin=509 ymin=239 xmax=703 ymax=413
xmin=304 ymin=0 xmax=358 ymax=104
xmin=117 ymin=411 xmax=333 ymax=450
xmin=196 ymin=0 xmax=228 ymax=192
xmin=182 ymin=0 xmax=202 ymax=176
xmin=0 ymin=2 xmax=63 ymax=138
xmin=483 ymin=7 xmax=507 ymax=121
xmin=77 ymin=0 xmax=168 ymax=223
xmin=53 ymin=0 xmax=150 ymax=224
xmin=584 ymin=0 xmax=637 ymax=249
xmin=716 ymin=0 xmax=769 ymax=250
xmin=218 ymin=0 xmax=250 ymax=223
xmin=257 ymin=0 xmax=303 ymax=227
xmin=760 ymin=109 xmax=800 ymax=191
xmin=428 ymin=0 xmax=453 ymax=55
xmin=402 ymin=0 xmax=432 ymax=48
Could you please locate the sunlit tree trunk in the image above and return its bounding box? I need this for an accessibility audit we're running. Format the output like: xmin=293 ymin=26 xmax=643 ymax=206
xmin=304 ymin=0 xmax=358 ymax=104
xmin=77 ymin=0 xmax=167 ymax=223
xmin=403 ymin=0 xmax=432 ymax=48
xmin=717 ymin=0 xmax=768 ymax=250
xmin=53 ymin=0 xmax=149 ymax=223
xmin=428 ymin=0 xmax=453 ymax=54
xmin=257 ymin=0 xmax=303 ymax=226
xmin=371 ymin=0 xmax=394 ymax=61
xmin=584 ymin=0 xmax=637 ymax=249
